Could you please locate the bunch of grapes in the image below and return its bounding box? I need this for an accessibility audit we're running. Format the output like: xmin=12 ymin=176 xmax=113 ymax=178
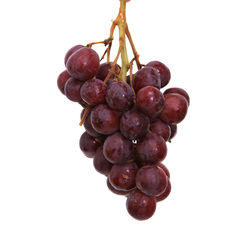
xmin=57 ymin=0 xmax=189 ymax=220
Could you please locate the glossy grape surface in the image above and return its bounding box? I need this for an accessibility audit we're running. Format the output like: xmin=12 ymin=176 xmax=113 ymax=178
xmin=79 ymin=132 xmax=102 ymax=158
xmin=106 ymin=81 xmax=134 ymax=111
xmin=107 ymin=179 xmax=131 ymax=196
xmin=64 ymin=45 xmax=84 ymax=66
xmin=64 ymin=77 xmax=83 ymax=102
xmin=169 ymin=124 xmax=177 ymax=142
xmin=66 ymin=47 xmax=99 ymax=81
xmin=91 ymin=104 xmax=120 ymax=135
xmin=160 ymin=93 xmax=188 ymax=124
xmin=103 ymin=132 xmax=133 ymax=164
xmin=120 ymin=109 xmax=149 ymax=140
xmin=156 ymin=181 xmax=171 ymax=202
xmin=156 ymin=163 xmax=170 ymax=178
xmin=164 ymin=87 xmax=190 ymax=105
xmin=82 ymin=109 xmax=100 ymax=137
xmin=150 ymin=119 xmax=171 ymax=141
xmin=146 ymin=61 xmax=171 ymax=88
xmin=136 ymin=133 xmax=167 ymax=164
xmin=80 ymin=79 xmax=107 ymax=106
xmin=136 ymin=86 xmax=164 ymax=118
xmin=57 ymin=70 xmax=71 ymax=94
xmin=109 ymin=162 xmax=138 ymax=191
xmin=126 ymin=189 xmax=156 ymax=220
xmin=133 ymin=67 xmax=161 ymax=93
xmin=93 ymin=147 xmax=113 ymax=176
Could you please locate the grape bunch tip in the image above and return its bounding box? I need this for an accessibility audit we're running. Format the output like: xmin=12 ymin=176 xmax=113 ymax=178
xmin=57 ymin=0 xmax=190 ymax=221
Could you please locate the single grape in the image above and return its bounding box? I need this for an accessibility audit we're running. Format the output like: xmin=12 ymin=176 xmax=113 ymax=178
xmin=66 ymin=47 xmax=100 ymax=81
xmin=93 ymin=147 xmax=113 ymax=176
xmin=91 ymin=104 xmax=120 ymax=135
xmin=79 ymin=132 xmax=102 ymax=158
xmin=80 ymin=79 xmax=107 ymax=106
xmin=57 ymin=70 xmax=71 ymax=94
xmin=136 ymin=165 xmax=168 ymax=196
xmin=64 ymin=45 xmax=84 ymax=65
xmin=146 ymin=61 xmax=171 ymax=88
xmin=168 ymin=124 xmax=177 ymax=142
xmin=126 ymin=189 xmax=156 ymax=220
xmin=164 ymin=87 xmax=190 ymax=105
xmin=103 ymin=132 xmax=133 ymax=164
xmin=64 ymin=77 xmax=84 ymax=102
xmin=136 ymin=133 xmax=167 ymax=164
xmin=160 ymin=93 xmax=188 ymax=124
xmin=156 ymin=163 xmax=170 ymax=178
xmin=109 ymin=162 xmax=138 ymax=191
xmin=120 ymin=109 xmax=149 ymax=140
xmin=107 ymin=179 xmax=131 ymax=196
xmin=136 ymin=86 xmax=165 ymax=118
xmin=96 ymin=62 xmax=120 ymax=81
xmin=133 ymin=67 xmax=161 ymax=93
xmin=106 ymin=81 xmax=134 ymax=111
xmin=150 ymin=119 xmax=171 ymax=141
xmin=156 ymin=181 xmax=171 ymax=202
xmin=81 ymin=109 xmax=100 ymax=137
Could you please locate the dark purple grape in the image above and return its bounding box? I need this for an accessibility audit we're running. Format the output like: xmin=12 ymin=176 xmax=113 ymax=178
xmin=160 ymin=93 xmax=188 ymax=124
xmin=64 ymin=45 xmax=84 ymax=65
xmin=126 ymin=189 xmax=156 ymax=220
xmin=136 ymin=133 xmax=167 ymax=164
xmin=156 ymin=181 xmax=171 ymax=202
xmin=109 ymin=163 xmax=138 ymax=191
xmin=66 ymin=47 xmax=99 ymax=81
xmin=168 ymin=124 xmax=177 ymax=142
xmin=106 ymin=81 xmax=134 ymax=111
xmin=133 ymin=67 xmax=161 ymax=93
xmin=136 ymin=86 xmax=164 ymax=118
xmin=120 ymin=109 xmax=149 ymax=140
xmin=96 ymin=62 xmax=120 ymax=81
xmin=93 ymin=147 xmax=113 ymax=176
xmin=107 ymin=179 xmax=130 ymax=196
xmin=146 ymin=61 xmax=171 ymax=88
xmin=156 ymin=163 xmax=170 ymax=178
xmin=91 ymin=104 xmax=120 ymax=135
xmin=80 ymin=79 xmax=107 ymax=106
xmin=79 ymin=132 xmax=102 ymax=158
xmin=57 ymin=70 xmax=71 ymax=94
xmin=103 ymin=132 xmax=133 ymax=164
xmin=81 ymin=109 xmax=100 ymax=137
xmin=150 ymin=119 xmax=171 ymax=141
xmin=136 ymin=165 xmax=168 ymax=196
xmin=126 ymin=74 xmax=135 ymax=85
xmin=64 ymin=77 xmax=83 ymax=102
xmin=164 ymin=87 xmax=190 ymax=105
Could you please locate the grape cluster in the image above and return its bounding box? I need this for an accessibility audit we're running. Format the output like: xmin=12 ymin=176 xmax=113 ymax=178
xmin=57 ymin=45 xmax=189 ymax=220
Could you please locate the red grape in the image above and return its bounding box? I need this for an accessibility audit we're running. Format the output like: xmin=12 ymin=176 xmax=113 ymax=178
xmin=126 ymin=189 xmax=156 ymax=220
xmin=156 ymin=163 xmax=170 ymax=178
xmin=136 ymin=133 xmax=167 ymax=164
xmin=164 ymin=87 xmax=190 ymax=105
xmin=133 ymin=67 xmax=161 ymax=93
xmin=103 ymin=132 xmax=133 ymax=164
xmin=57 ymin=70 xmax=71 ymax=94
xmin=106 ymin=81 xmax=134 ymax=111
xmin=109 ymin=162 xmax=138 ymax=191
xmin=81 ymin=109 xmax=100 ymax=137
xmin=136 ymin=165 xmax=168 ymax=196
xmin=136 ymin=86 xmax=165 ymax=118
xmin=169 ymin=124 xmax=177 ymax=142
xmin=107 ymin=179 xmax=131 ymax=196
xmin=66 ymin=47 xmax=100 ymax=81
xmin=120 ymin=109 xmax=150 ymax=140
xmin=80 ymin=79 xmax=107 ymax=106
xmin=150 ymin=119 xmax=171 ymax=141
xmin=160 ymin=93 xmax=188 ymax=124
xmin=91 ymin=104 xmax=120 ymax=135
xmin=64 ymin=77 xmax=83 ymax=102
xmin=93 ymin=147 xmax=113 ymax=176
xmin=146 ymin=61 xmax=171 ymax=88
xmin=96 ymin=62 xmax=120 ymax=81
xmin=64 ymin=45 xmax=84 ymax=66
xmin=156 ymin=181 xmax=171 ymax=202
xmin=79 ymin=132 xmax=102 ymax=158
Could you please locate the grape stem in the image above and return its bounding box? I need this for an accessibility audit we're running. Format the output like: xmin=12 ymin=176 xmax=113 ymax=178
xmin=79 ymin=106 xmax=90 ymax=126
xmin=87 ymin=37 xmax=113 ymax=48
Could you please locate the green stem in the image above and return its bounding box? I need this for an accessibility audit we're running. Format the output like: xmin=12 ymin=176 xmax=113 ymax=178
xmin=118 ymin=0 xmax=129 ymax=82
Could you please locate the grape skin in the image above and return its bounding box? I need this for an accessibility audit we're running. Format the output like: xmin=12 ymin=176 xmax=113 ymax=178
xmin=64 ymin=77 xmax=84 ymax=102
xmin=164 ymin=87 xmax=190 ymax=105
xmin=107 ymin=179 xmax=131 ymax=196
xmin=64 ymin=45 xmax=84 ymax=66
xmin=96 ymin=62 xmax=120 ymax=81
xmin=150 ymin=119 xmax=171 ymax=141
xmin=57 ymin=70 xmax=71 ymax=94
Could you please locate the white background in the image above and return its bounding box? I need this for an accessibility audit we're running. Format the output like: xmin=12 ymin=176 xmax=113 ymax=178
xmin=0 ymin=0 xmax=250 ymax=249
